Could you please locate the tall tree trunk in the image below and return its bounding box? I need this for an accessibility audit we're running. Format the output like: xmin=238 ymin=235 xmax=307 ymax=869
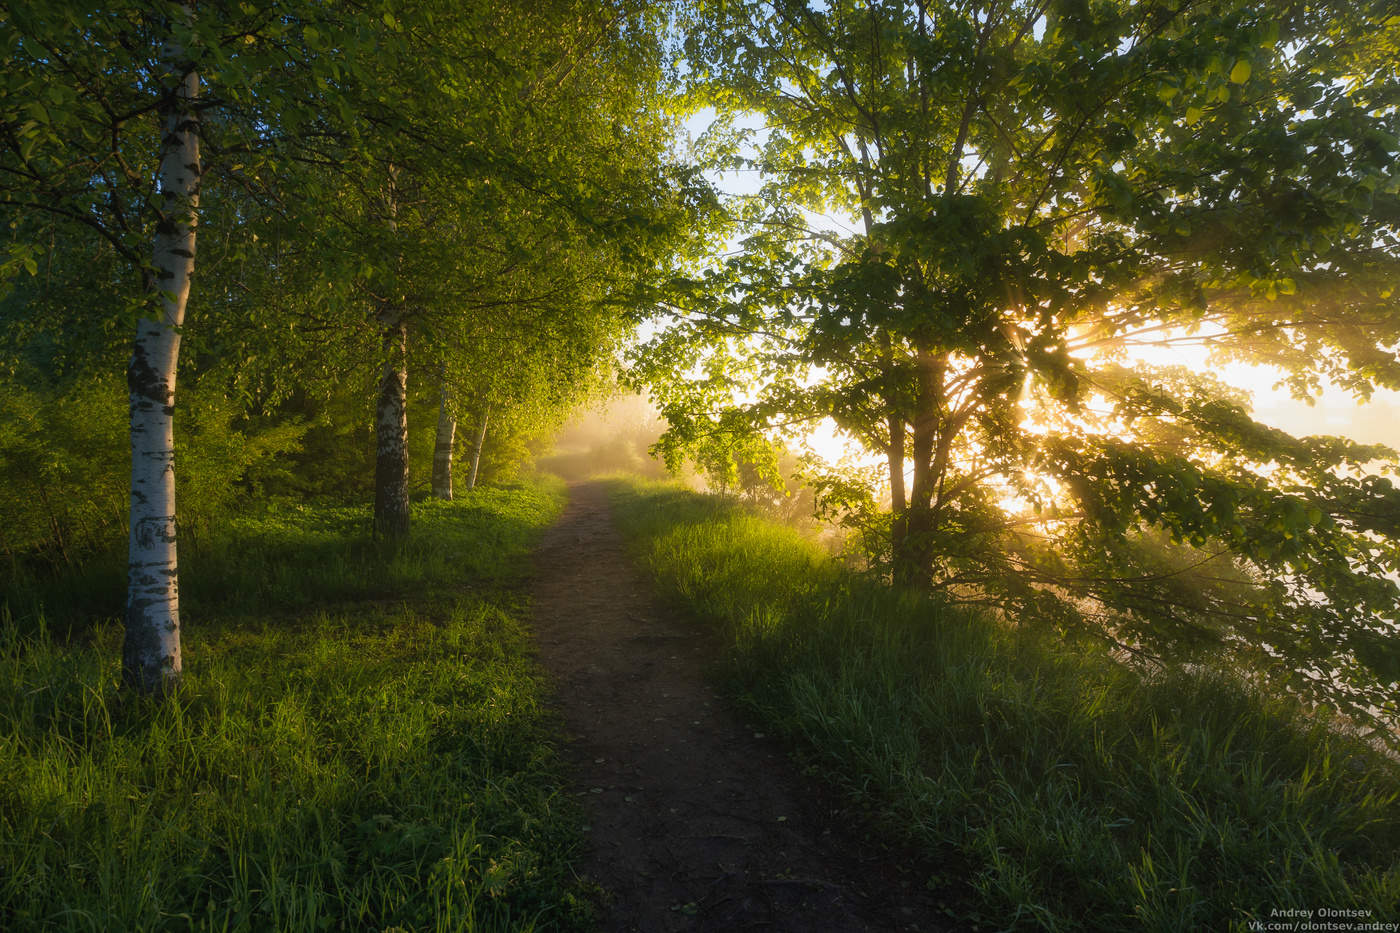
xmin=373 ymin=317 xmax=411 ymax=540
xmin=466 ymin=404 xmax=489 ymax=490
xmin=432 ymin=372 xmax=456 ymax=500
xmin=887 ymin=409 xmax=908 ymax=570
xmin=372 ymin=164 xmax=410 ymax=541
xmin=125 ymin=17 xmax=198 ymax=694
xmin=880 ymin=330 xmax=908 ymax=568
xmin=897 ymin=344 xmax=942 ymax=588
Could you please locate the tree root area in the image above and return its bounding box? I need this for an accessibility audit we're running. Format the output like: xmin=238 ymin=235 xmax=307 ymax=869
xmin=530 ymin=482 xmax=946 ymax=932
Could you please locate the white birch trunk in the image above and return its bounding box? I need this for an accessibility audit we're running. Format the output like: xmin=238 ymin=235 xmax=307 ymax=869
xmin=374 ymin=317 xmax=411 ymax=539
xmin=466 ymin=405 xmax=489 ymax=490
xmin=372 ymin=167 xmax=410 ymax=540
xmin=125 ymin=16 xmax=199 ymax=694
xmin=432 ymin=376 xmax=456 ymax=500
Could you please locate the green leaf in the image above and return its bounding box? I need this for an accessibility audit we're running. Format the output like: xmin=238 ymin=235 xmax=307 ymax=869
xmin=1229 ymin=60 xmax=1251 ymax=84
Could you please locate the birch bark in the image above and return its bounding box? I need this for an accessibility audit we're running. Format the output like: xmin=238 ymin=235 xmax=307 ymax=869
xmin=374 ymin=316 xmax=411 ymax=539
xmin=466 ymin=405 xmax=489 ymax=490
xmin=432 ymin=376 xmax=456 ymax=500
xmin=124 ymin=15 xmax=199 ymax=694
xmin=372 ymin=167 xmax=410 ymax=540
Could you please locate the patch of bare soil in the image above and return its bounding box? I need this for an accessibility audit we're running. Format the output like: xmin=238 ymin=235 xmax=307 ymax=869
xmin=530 ymin=482 xmax=947 ymax=932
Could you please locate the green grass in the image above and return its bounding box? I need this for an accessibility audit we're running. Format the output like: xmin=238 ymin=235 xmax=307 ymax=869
xmin=609 ymin=478 xmax=1400 ymax=932
xmin=1 ymin=477 xmax=592 ymax=932
xmin=3 ymin=482 xmax=564 ymax=640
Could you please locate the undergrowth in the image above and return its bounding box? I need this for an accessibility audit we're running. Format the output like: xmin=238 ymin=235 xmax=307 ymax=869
xmin=0 ymin=476 xmax=590 ymax=932
xmin=609 ymin=478 xmax=1400 ymax=932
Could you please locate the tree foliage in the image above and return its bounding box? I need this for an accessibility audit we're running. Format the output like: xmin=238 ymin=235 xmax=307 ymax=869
xmin=0 ymin=0 xmax=709 ymax=687
xmin=636 ymin=0 xmax=1400 ymax=741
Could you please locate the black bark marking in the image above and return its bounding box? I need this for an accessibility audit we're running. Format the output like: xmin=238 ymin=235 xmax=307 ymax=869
xmin=123 ymin=597 xmax=180 ymax=696
xmin=128 ymin=341 xmax=171 ymax=404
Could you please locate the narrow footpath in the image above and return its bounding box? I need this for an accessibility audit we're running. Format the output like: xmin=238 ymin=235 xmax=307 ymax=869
xmin=530 ymin=481 xmax=944 ymax=932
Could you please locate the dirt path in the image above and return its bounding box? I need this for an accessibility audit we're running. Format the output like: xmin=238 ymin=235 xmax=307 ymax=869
xmin=530 ymin=482 xmax=944 ymax=932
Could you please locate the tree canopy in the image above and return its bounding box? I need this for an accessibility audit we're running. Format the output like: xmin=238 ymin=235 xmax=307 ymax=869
xmin=0 ymin=0 xmax=708 ymax=690
xmin=635 ymin=0 xmax=1400 ymax=741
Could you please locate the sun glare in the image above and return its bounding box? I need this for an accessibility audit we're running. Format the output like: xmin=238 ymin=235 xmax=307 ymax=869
xmin=1089 ymin=322 xmax=1400 ymax=450
xmin=787 ymin=319 xmax=1400 ymax=515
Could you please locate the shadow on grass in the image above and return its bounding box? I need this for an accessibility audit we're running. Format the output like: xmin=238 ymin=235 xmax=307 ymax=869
xmin=2 ymin=480 xmax=564 ymax=641
xmin=0 ymin=477 xmax=591 ymax=932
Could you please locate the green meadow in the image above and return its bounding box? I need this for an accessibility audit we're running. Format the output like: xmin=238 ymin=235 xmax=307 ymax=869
xmin=1 ymin=480 xmax=592 ymax=932
xmin=610 ymin=478 xmax=1400 ymax=932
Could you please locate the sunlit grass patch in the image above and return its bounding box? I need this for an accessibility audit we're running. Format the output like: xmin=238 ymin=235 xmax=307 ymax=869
xmin=609 ymin=477 xmax=1400 ymax=932
xmin=0 ymin=478 xmax=589 ymax=932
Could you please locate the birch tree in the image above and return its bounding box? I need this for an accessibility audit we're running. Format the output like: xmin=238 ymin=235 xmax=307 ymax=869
xmin=314 ymin=0 xmax=703 ymax=535
xmin=123 ymin=8 xmax=199 ymax=692
xmin=1 ymin=2 xmax=208 ymax=691
xmin=432 ymin=367 xmax=457 ymax=500
xmin=0 ymin=1 xmax=384 ymax=691
xmin=1 ymin=0 xmax=708 ymax=683
xmin=465 ymin=407 xmax=489 ymax=490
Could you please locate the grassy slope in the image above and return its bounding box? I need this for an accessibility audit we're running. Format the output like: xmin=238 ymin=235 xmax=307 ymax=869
xmin=1 ymin=478 xmax=589 ymax=932
xmin=610 ymin=478 xmax=1400 ymax=932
